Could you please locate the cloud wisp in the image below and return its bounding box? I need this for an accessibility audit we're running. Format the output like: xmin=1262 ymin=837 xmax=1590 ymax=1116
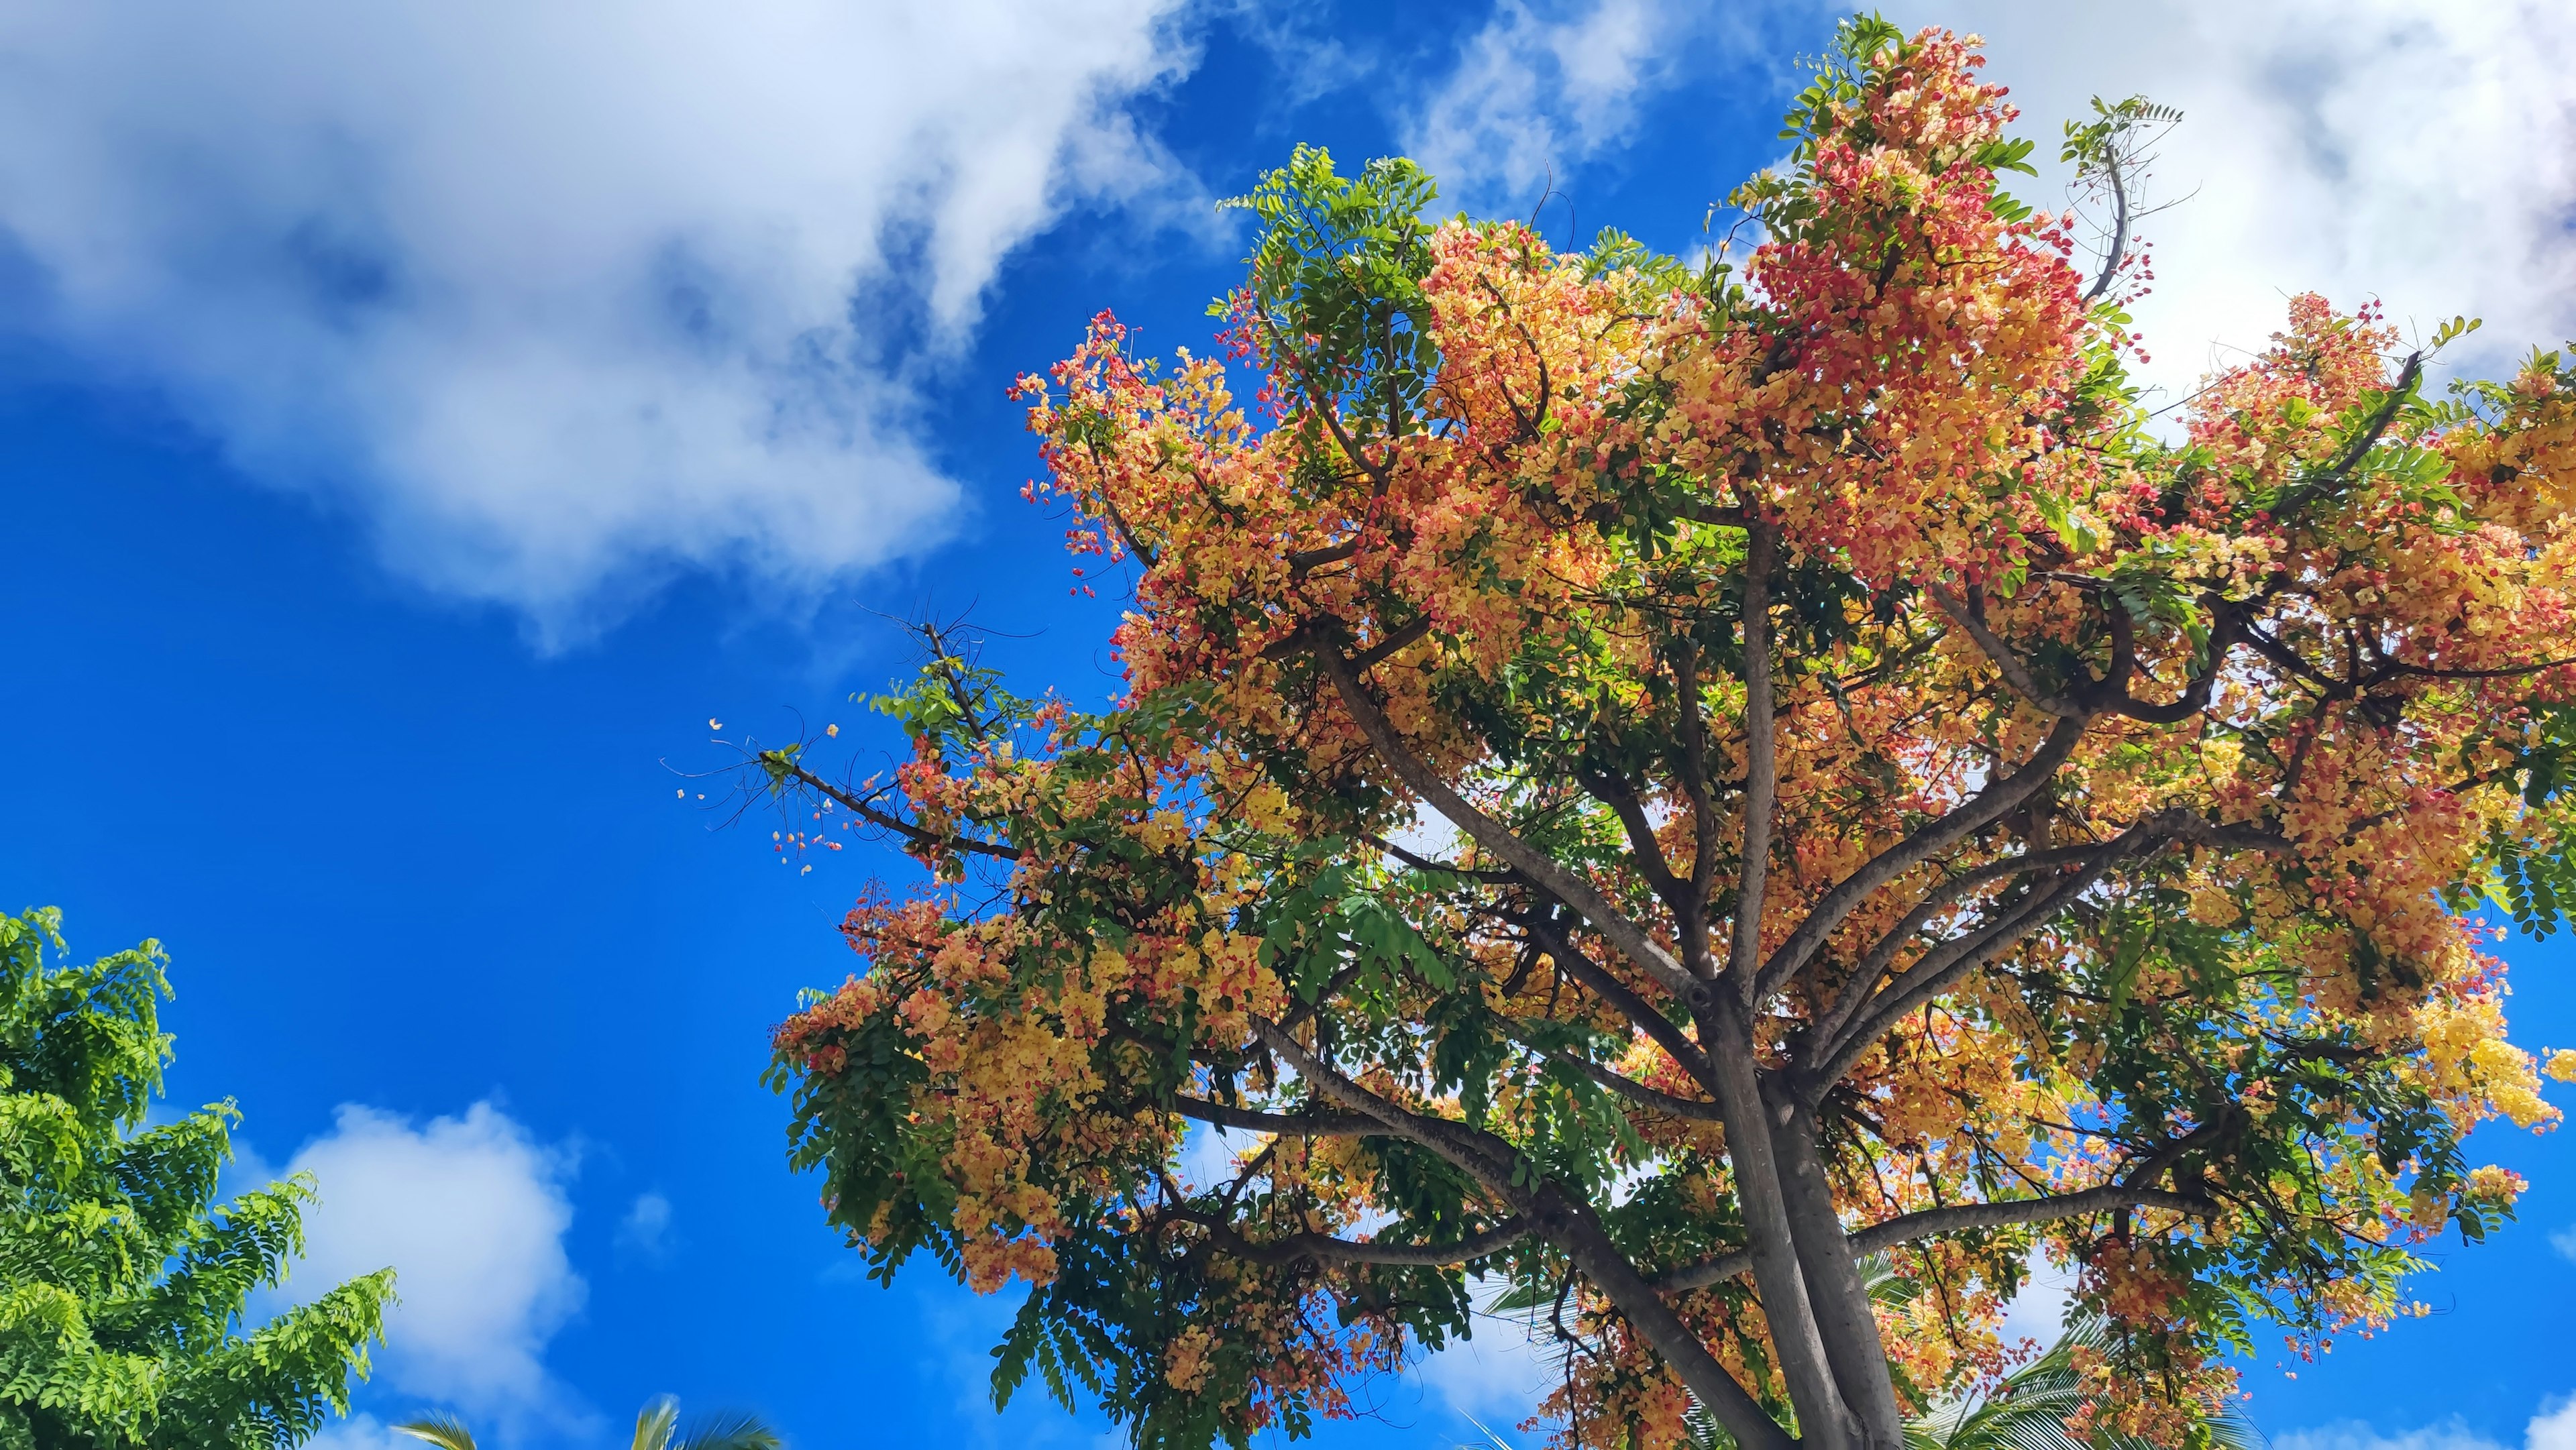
xmin=1401 ymin=0 xmax=1695 ymax=217
xmin=0 ymin=0 xmax=1193 ymax=643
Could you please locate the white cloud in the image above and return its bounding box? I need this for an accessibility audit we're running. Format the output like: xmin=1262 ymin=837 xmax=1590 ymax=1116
xmin=280 ymin=1103 xmax=585 ymax=1431
xmin=1402 ymin=0 xmax=1697 ymax=215
xmin=0 ymin=0 xmax=1193 ymax=643
xmin=2536 ymin=1400 xmax=2576 ymax=1450
xmin=1874 ymin=0 xmax=2576 ymax=398
xmin=1175 ymin=1121 xmax=1242 ymax=1191
xmin=2275 ymin=1398 xmax=2576 ymax=1450
xmin=2551 ymin=1223 xmax=2576 ymax=1263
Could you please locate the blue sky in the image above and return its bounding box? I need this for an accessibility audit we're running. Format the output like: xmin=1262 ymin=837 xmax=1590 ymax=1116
xmin=4 ymin=2 xmax=2575 ymax=1448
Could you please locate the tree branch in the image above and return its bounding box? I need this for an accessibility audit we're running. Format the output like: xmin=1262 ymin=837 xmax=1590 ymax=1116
xmin=1305 ymin=640 xmax=1696 ymax=995
xmin=1169 ymin=1096 xmax=1385 ymax=1138
xmin=781 ymin=761 xmax=1022 ymax=861
xmin=1519 ymin=910 xmax=1715 ymax=1091
xmin=1810 ymin=840 xmax=2114 ymax=1050
xmin=2084 ymin=150 xmax=2130 ymax=304
xmin=1926 ymin=585 xmax=2090 ymax=718
xmin=2266 ymin=353 xmax=2423 ymax=524
xmin=1651 ymin=1183 xmax=2210 ymax=1292
xmin=1671 ymin=636 xmax=1726 ymax=981
xmin=1805 ymin=845 xmax=2139 ymax=1095
xmin=1162 ymin=1206 xmax=1532 ymax=1268
xmin=1576 ymin=767 xmax=1693 ymax=925
xmin=1754 ymin=713 xmax=2089 ymax=1004
xmin=1540 ymin=1046 xmax=1725 ymax=1123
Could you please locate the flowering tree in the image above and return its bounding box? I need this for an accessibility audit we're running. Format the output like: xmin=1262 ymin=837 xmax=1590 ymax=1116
xmin=757 ymin=19 xmax=2576 ymax=1450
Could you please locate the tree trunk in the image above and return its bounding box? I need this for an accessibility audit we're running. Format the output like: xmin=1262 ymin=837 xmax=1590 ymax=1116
xmin=1702 ymin=991 xmax=1858 ymax=1450
xmin=1770 ymin=1098 xmax=1909 ymax=1449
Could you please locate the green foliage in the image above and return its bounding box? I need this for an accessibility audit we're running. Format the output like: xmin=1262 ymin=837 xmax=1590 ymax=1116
xmin=0 ymin=906 xmax=392 ymax=1449
xmin=1218 ymin=145 xmax=1441 ymax=445
xmin=2059 ymin=96 xmax=2182 ymax=174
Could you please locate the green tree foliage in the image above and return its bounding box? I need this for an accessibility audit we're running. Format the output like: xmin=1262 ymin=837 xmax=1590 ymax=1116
xmin=0 ymin=906 xmax=392 ymax=1449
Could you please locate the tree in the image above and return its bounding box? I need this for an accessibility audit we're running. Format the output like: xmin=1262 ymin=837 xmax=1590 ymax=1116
xmin=754 ymin=19 xmax=2576 ymax=1450
xmin=394 ymin=1396 xmax=780 ymax=1450
xmin=0 ymin=906 xmax=393 ymax=1449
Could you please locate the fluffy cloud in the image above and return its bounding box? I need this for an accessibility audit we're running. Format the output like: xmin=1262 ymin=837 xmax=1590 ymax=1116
xmin=279 ymin=1103 xmax=584 ymax=1429
xmin=2542 ymin=1400 xmax=2576 ymax=1450
xmin=0 ymin=0 xmax=1191 ymax=642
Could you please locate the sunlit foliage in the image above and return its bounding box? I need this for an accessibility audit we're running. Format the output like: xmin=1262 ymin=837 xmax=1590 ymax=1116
xmin=0 ymin=907 xmax=392 ymax=1449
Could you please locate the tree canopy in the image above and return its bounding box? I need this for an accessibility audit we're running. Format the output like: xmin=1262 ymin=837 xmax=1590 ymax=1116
xmin=755 ymin=19 xmax=2576 ymax=1450
xmin=0 ymin=906 xmax=392 ymax=1450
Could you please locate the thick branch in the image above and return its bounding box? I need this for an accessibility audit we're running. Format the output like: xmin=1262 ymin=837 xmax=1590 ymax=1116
xmin=1287 ymin=540 xmax=1359 ymax=577
xmin=1578 ymin=768 xmax=1694 ymax=922
xmin=1350 ymin=616 xmax=1432 ymax=673
xmin=2267 ymin=353 xmax=2423 ymax=524
xmin=2084 ymin=151 xmax=2129 ymax=303
xmin=1926 ymin=586 xmax=2090 ymax=718
xmin=1521 ymin=911 xmax=1715 ymax=1091
xmin=1810 ymin=841 xmax=2113 ymax=1058
xmin=1261 ymin=317 xmax=1397 ymax=497
xmin=1541 ymin=1047 xmax=1725 ymax=1123
xmin=1805 ymin=849 xmax=2134 ymax=1095
xmin=1652 ymin=1183 xmax=2210 ymax=1292
xmin=2109 ymin=608 xmax=2243 ymax=725
xmin=1754 ymin=714 xmax=2088 ymax=1004
xmin=1672 ymin=637 xmax=1725 ymax=977
xmin=1373 ymin=834 xmax=1521 ymax=883
xmin=1308 ymin=643 xmax=1695 ymax=995
xmin=1169 ymin=1096 xmax=1384 ymax=1138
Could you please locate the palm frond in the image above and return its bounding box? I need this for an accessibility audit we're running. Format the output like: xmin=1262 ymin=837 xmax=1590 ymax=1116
xmin=675 ymin=1408 xmax=783 ymax=1450
xmin=393 ymin=1414 xmax=479 ymax=1450
xmin=1910 ymin=1313 xmax=2260 ymax=1450
xmin=634 ymin=1395 xmax=682 ymax=1450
